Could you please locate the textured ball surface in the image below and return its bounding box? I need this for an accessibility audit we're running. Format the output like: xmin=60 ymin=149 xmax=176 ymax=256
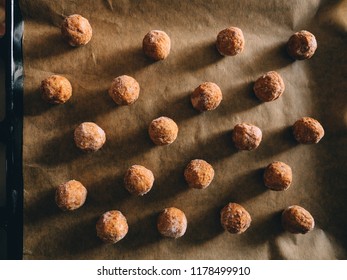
xmin=191 ymin=82 xmax=223 ymax=112
xmin=253 ymin=71 xmax=285 ymax=102
xmin=220 ymin=203 xmax=251 ymax=234
xmin=41 ymin=75 xmax=72 ymax=104
xmin=124 ymin=165 xmax=154 ymax=196
xmin=55 ymin=180 xmax=87 ymax=211
xmin=216 ymin=27 xmax=245 ymax=56
xmin=157 ymin=207 xmax=187 ymax=238
xmin=293 ymin=117 xmax=324 ymax=144
xmin=148 ymin=116 xmax=178 ymax=145
xmin=143 ymin=30 xmax=171 ymax=60
xmin=232 ymin=123 xmax=262 ymax=151
xmin=184 ymin=159 xmax=215 ymax=189
xmin=61 ymin=14 xmax=92 ymax=46
xmin=108 ymin=75 xmax=140 ymax=105
xmin=96 ymin=210 xmax=129 ymax=243
xmin=282 ymin=205 xmax=315 ymax=234
xmin=286 ymin=30 xmax=317 ymax=60
xmin=74 ymin=122 xmax=106 ymax=152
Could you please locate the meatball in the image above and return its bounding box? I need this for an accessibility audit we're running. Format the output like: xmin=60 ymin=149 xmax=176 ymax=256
xmin=253 ymin=71 xmax=285 ymax=102
xmin=191 ymin=82 xmax=223 ymax=112
xmin=220 ymin=203 xmax=251 ymax=234
xmin=292 ymin=117 xmax=324 ymax=144
xmin=55 ymin=180 xmax=87 ymax=211
xmin=74 ymin=122 xmax=106 ymax=152
xmin=157 ymin=207 xmax=187 ymax=238
xmin=232 ymin=123 xmax=262 ymax=151
xmin=143 ymin=30 xmax=171 ymax=60
xmin=286 ymin=30 xmax=317 ymax=60
xmin=148 ymin=116 xmax=178 ymax=145
xmin=61 ymin=14 xmax=92 ymax=46
xmin=282 ymin=205 xmax=315 ymax=234
xmin=184 ymin=159 xmax=215 ymax=189
xmin=216 ymin=26 xmax=245 ymax=56
xmin=124 ymin=165 xmax=154 ymax=196
xmin=96 ymin=210 xmax=129 ymax=243
xmin=41 ymin=75 xmax=72 ymax=104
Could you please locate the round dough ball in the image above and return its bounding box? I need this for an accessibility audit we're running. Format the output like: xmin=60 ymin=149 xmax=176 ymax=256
xmin=74 ymin=122 xmax=106 ymax=152
xmin=124 ymin=165 xmax=154 ymax=196
xmin=61 ymin=14 xmax=92 ymax=46
xmin=191 ymin=82 xmax=223 ymax=112
xmin=143 ymin=30 xmax=171 ymax=61
xmin=286 ymin=30 xmax=317 ymax=60
xmin=216 ymin=26 xmax=245 ymax=56
xmin=41 ymin=75 xmax=72 ymax=104
xmin=264 ymin=161 xmax=292 ymax=191
xmin=253 ymin=71 xmax=285 ymax=102
xmin=281 ymin=205 xmax=315 ymax=234
xmin=96 ymin=210 xmax=128 ymax=243
xmin=148 ymin=116 xmax=178 ymax=145
xmin=292 ymin=117 xmax=324 ymax=144
xmin=184 ymin=159 xmax=215 ymax=189
xmin=220 ymin=202 xmax=251 ymax=234
xmin=157 ymin=207 xmax=187 ymax=238
xmin=232 ymin=123 xmax=262 ymax=151
xmin=55 ymin=180 xmax=87 ymax=211
xmin=108 ymin=75 xmax=140 ymax=105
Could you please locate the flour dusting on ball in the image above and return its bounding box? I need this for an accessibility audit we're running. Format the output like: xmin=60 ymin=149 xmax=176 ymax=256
xmin=148 ymin=116 xmax=178 ymax=145
xmin=253 ymin=71 xmax=285 ymax=102
xmin=191 ymin=82 xmax=223 ymax=112
xmin=41 ymin=75 xmax=72 ymax=104
xmin=96 ymin=210 xmax=129 ymax=243
xmin=157 ymin=207 xmax=187 ymax=238
xmin=220 ymin=203 xmax=251 ymax=234
xmin=184 ymin=159 xmax=215 ymax=189
xmin=216 ymin=27 xmax=245 ymax=56
xmin=61 ymin=14 xmax=92 ymax=46
xmin=232 ymin=123 xmax=262 ymax=151
xmin=74 ymin=122 xmax=106 ymax=152
xmin=108 ymin=75 xmax=140 ymax=105
xmin=55 ymin=180 xmax=87 ymax=211
xmin=124 ymin=165 xmax=154 ymax=196
xmin=143 ymin=30 xmax=171 ymax=60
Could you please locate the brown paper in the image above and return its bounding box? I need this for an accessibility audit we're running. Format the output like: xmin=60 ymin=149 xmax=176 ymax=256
xmin=20 ymin=0 xmax=347 ymax=259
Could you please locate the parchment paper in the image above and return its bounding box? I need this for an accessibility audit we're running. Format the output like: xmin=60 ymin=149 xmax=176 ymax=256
xmin=20 ymin=0 xmax=347 ymax=259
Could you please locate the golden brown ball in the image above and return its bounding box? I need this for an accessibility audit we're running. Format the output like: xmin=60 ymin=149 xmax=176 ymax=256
xmin=55 ymin=180 xmax=87 ymax=211
xmin=143 ymin=30 xmax=171 ymax=61
xmin=108 ymin=75 xmax=140 ymax=105
xmin=124 ymin=165 xmax=154 ymax=196
xmin=157 ymin=207 xmax=187 ymax=238
xmin=286 ymin=30 xmax=317 ymax=60
xmin=220 ymin=202 xmax=251 ymax=234
xmin=148 ymin=116 xmax=178 ymax=145
xmin=216 ymin=27 xmax=245 ymax=56
xmin=74 ymin=122 xmax=106 ymax=152
xmin=61 ymin=14 xmax=92 ymax=46
xmin=191 ymin=82 xmax=223 ymax=112
xmin=232 ymin=123 xmax=262 ymax=151
xmin=184 ymin=159 xmax=215 ymax=189
xmin=281 ymin=205 xmax=315 ymax=234
xmin=292 ymin=117 xmax=324 ymax=144
xmin=41 ymin=75 xmax=72 ymax=104
xmin=253 ymin=71 xmax=285 ymax=102
xmin=96 ymin=210 xmax=128 ymax=243
xmin=264 ymin=161 xmax=292 ymax=191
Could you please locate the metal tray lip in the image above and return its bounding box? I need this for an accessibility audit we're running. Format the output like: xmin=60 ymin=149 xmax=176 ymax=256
xmin=0 ymin=0 xmax=24 ymax=260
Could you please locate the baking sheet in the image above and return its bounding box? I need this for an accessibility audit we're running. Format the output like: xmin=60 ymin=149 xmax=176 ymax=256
xmin=21 ymin=0 xmax=347 ymax=259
